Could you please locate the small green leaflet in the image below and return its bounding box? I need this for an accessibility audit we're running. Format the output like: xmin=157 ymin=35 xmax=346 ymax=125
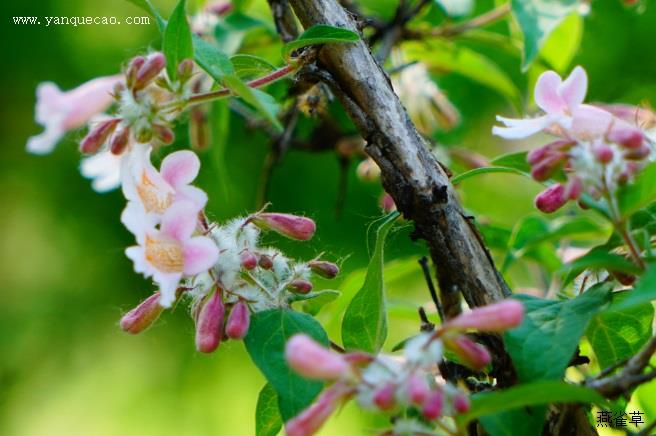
xmin=282 ymin=25 xmax=360 ymax=59
xmin=458 ymin=380 xmax=607 ymax=425
xmin=223 ymin=75 xmax=282 ymax=131
xmin=451 ymin=166 xmax=529 ymax=185
xmin=505 ymin=284 xmax=612 ymax=382
xmin=490 ymin=151 xmax=531 ymax=173
xmin=559 ymin=249 xmax=642 ymax=286
xmin=231 ymin=54 xmax=277 ymax=81
xmin=341 ymin=211 xmax=399 ymax=352
xmin=244 ymin=309 xmax=329 ymax=420
xmin=618 ymin=161 xmax=656 ymax=219
xmin=255 ymin=383 xmax=283 ymax=436
xmin=125 ymin=0 xmax=166 ymax=31
xmin=586 ymin=291 xmax=654 ymax=369
xmin=162 ymin=0 xmax=194 ymax=80
xmin=192 ymin=35 xmax=235 ymax=83
xmin=511 ymin=0 xmax=579 ymax=70
xmin=610 ymin=264 xmax=656 ymax=312
xmin=298 ymin=290 xmax=341 ymax=316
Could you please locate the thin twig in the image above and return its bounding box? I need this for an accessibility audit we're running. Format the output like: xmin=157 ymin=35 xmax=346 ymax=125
xmin=419 ymin=256 xmax=444 ymax=322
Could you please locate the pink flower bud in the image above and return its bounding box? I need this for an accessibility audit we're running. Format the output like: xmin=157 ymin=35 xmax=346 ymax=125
xmin=380 ymin=192 xmax=397 ymax=213
xmin=608 ymin=124 xmax=645 ymax=149
xmin=624 ymin=143 xmax=651 ymax=160
xmin=195 ymin=290 xmax=225 ymax=353
xmin=258 ymin=254 xmax=273 ymax=270
xmin=109 ymin=126 xmax=130 ymax=155
xmin=530 ymin=153 xmax=565 ymax=181
xmin=406 ymin=374 xmax=430 ymax=406
xmin=535 ymin=184 xmax=567 ymax=213
xmin=79 ymin=118 xmax=120 ymax=154
xmin=251 ymin=213 xmax=316 ymax=241
xmin=289 ymin=279 xmax=313 ymax=294
xmin=443 ymin=335 xmax=491 ymax=370
xmin=593 ymin=143 xmax=614 ymax=163
xmin=133 ymin=52 xmax=166 ymax=91
xmin=286 ymin=383 xmax=350 ymax=436
xmin=126 ymin=56 xmax=146 ymax=89
xmin=177 ymin=59 xmax=194 ymax=82
xmin=240 ymin=251 xmax=258 ymax=270
xmin=153 ymin=123 xmax=174 ymax=145
xmin=422 ymin=390 xmax=444 ymax=420
xmin=373 ymin=383 xmax=397 ymax=411
xmin=564 ymin=176 xmax=583 ymax=200
xmin=527 ymin=140 xmax=572 ymax=165
xmin=308 ymin=260 xmax=339 ymax=279
xmin=453 ymin=393 xmax=470 ymax=413
xmin=442 ymin=300 xmax=524 ymax=333
xmin=285 ymin=334 xmax=350 ymax=380
xmin=120 ymin=292 xmax=165 ymax=334
xmin=225 ymin=301 xmax=250 ymax=340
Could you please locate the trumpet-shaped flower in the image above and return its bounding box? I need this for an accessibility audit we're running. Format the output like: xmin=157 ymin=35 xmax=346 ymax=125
xmin=122 ymin=200 xmax=219 ymax=307
xmin=122 ymin=147 xmax=208 ymax=218
xmin=27 ymin=75 xmax=122 ymax=154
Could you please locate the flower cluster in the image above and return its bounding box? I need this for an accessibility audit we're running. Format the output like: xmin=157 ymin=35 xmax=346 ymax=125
xmin=493 ymin=66 xmax=654 ymax=213
xmin=284 ymin=300 xmax=524 ymax=435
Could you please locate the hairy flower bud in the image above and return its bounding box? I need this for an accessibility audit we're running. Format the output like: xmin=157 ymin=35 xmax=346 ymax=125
xmin=126 ymin=56 xmax=146 ymax=89
xmin=109 ymin=125 xmax=130 ymax=155
xmin=422 ymin=390 xmax=444 ymax=420
xmin=258 ymin=254 xmax=273 ymax=270
xmin=535 ymin=184 xmax=567 ymax=213
xmin=250 ymin=213 xmax=316 ymax=241
xmin=225 ymin=300 xmax=250 ymax=340
xmin=593 ymin=142 xmax=614 ymax=163
xmin=530 ymin=153 xmax=566 ymax=181
xmin=453 ymin=393 xmax=471 ymax=414
xmin=240 ymin=250 xmax=258 ymax=270
xmin=133 ymin=52 xmax=166 ymax=91
xmin=286 ymin=383 xmax=349 ymax=436
xmin=608 ymin=124 xmax=645 ymax=149
xmin=373 ymin=383 xmax=397 ymax=411
xmin=443 ymin=300 xmax=524 ymax=333
xmin=308 ymin=260 xmax=339 ymax=279
xmin=443 ymin=335 xmax=491 ymax=370
xmin=153 ymin=123 xmax=175 ymax=145
xmin=380 ymin=192 xmax=397 ymax=213
xmin=177 ymin=59 xmax=194 ymax=83
xmin=624 ymin=143 xmax=651 ymax=160
xmin=289 ymin=279 xmax=313 ymax=294
xmin=80 ymin=118 xmax=120 ymax=154
xmin=120 ymin=292 xmax=164 ymax=334
xmin=195 ymin=289 xmax=225 ymax=353
xmin=286 ymin=334 xmax=350 ymax=380
xmin=406 ymin=374 xmax=430 ymax=406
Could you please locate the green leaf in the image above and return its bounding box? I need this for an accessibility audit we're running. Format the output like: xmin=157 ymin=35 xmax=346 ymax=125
xmin=341 ymin=212 xmax=399 ymax=352
xmin=244 ymin=309 xmax=329 ymax=420
xmin=618 ymin=162 xmax=656 ymax=219
xmin=282 ymin=25 xmax=360 ymax=59
xmin=452 ymin=166 xmax=529 ymax=185
xmin=299 ymin=290 xmax=341 ymax=316
xmin=490 ymin=151 xmax=531 ymax=173
xmin=505 ymin=284 xmax=612 ymax=382
xmin=193 ymin=36 xmax=235 ymax=83
xmin=511 ymin=0 xmax=579 ymax=70
xmin=231 ymin=54 xmax=276 ymax=81
xmin=586 ymin=291 xmax=654 ymax=369
xmin=125 ymin=0 xmax=166 ymax=31
xmin=560 ymin=249 xmax=642 ymax=286
xmin=255 ymin=383 xmax=283 ymax=436
xmin=223 ymin=75 xmax=282 ymax=131
xmin=539 ymin=13 xmax=583 ymax=73
xmin=162 ymin=0 xmax=194 ymax=80
xmin=458 ymin=381 xmax=607 ymax=425
xmin=610 ymin=264 xmax=656 ymax=312
xmin=479 ymin=409 xmax=547 ymax=436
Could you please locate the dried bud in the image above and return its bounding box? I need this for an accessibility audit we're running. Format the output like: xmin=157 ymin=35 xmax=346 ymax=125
xmin=373 ymin=383 xmax=397 ymax=411
xmin=126 ymin=56 xmax=146 ymax=89
xmin=80 ymin=118 xmax=120 ymax=154
xmin=177 ymin=59 xmax=195 ymax=83
xmin=240 ymin=251 xmax=258 ymax=270
xmin=406 ymin=374 xmax=430 ymax=406
xmin=442 ymin=300 xmax=524 ymax=333
xmin=225 ymin=301 xmax=250 ymax=340
xmin=133 ymin=52 xmax=166 ymax=91
xmin=443 ymin=335 xmax=491 ymax=370
xmin=189 ymin=108 xmax=210 ymax=150
xmin=195 ymin=289 xmax=225 ymax=353
xmin=624 ymin=143 xmax=651 ymax=160
xmin=453 ymin=393 xmax=471 ymax=414
xmin=285 ymin=334 xmax=350 ymax=380
xmin=258 ymin=254 xmax=273 ymax=270
xmin=422 ymin=390 xmax=444 ymax=420
xmin=289 ymin=279 xmax=313 ymax=294
xmin=109 ymin=126 xmax=130 ymax=155
xmin=286 ymin=383 xmax=349 ymax=436
xmin=535 ymin=184 xmax=567 ymax=213
xmin=135 ymin=124 xmax=153 ymax=143
xmin=250 ymin=213 xmax=316 ymax=241
xmin=153 ymin=123 xmax=175 ymax=145
xmin=356 ymin=158 xmax=381 ymax=182
xmin=120 ymin=292 xmax=165 ymax=334
xmin=308 ymin=261 xmax=339 ymax=279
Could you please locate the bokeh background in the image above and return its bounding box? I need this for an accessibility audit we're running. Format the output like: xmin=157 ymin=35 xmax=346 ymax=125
xmin=2 ymin=0 xmax=656 ymax=435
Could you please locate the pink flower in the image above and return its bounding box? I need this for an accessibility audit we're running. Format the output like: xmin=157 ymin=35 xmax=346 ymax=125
xmin=286 ymin=383 xmax=351 ymax=436
xmin=493 ymin=66 xmax=587 ymax=139
xmin=285 ymin=334 xmax=351 ymax=380
xmin=27 ymin=75 xmax=122 ymax=154
xmin=442 ymin=300 xmax=524 ymax=333
xmin=123 ymin=147 xmax=208 ymax=217
xmin=122 ymin=200 xmax=219 ymax=307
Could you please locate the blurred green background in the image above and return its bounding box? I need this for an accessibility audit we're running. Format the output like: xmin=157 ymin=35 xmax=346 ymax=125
xmin=2 ymin=0 xmax=656 ymax=435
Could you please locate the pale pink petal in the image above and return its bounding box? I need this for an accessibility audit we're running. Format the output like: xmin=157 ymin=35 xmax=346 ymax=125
xmin=125 ymin=246 xmax=150 ymax=275
xmin=160 ymin=201 xmax=199 ymax=242
xmin=152 ymin=271 xmax=183 ymax=307
xmin=26 ymin=124 xmax=65 ymax=155
xmin=61 ymin=75 xmax=122 ymax=129
xmin=570 ymin=105 xmax=614 ymax=140
xmin=176 ymin=185 xmax=208 ymax=210
xmin=492 ymin=116 xmax=550 ymax=139
xmin=120 ymin=202 xmax=153 ymax=245
xmin=535 ymin=71 xmax=566 ymax=114
xmin=183 ymin=236 xmax=219 ymax=275
xmin=559 ymin=66 xmax=587 ymax=110
xmin=34 ymin=82 xmax=65 ymax=125
xmin=80 ymin=150 xmax=122 ymax=192
xmin=160 ymin=150 xmax=201 ymax=189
